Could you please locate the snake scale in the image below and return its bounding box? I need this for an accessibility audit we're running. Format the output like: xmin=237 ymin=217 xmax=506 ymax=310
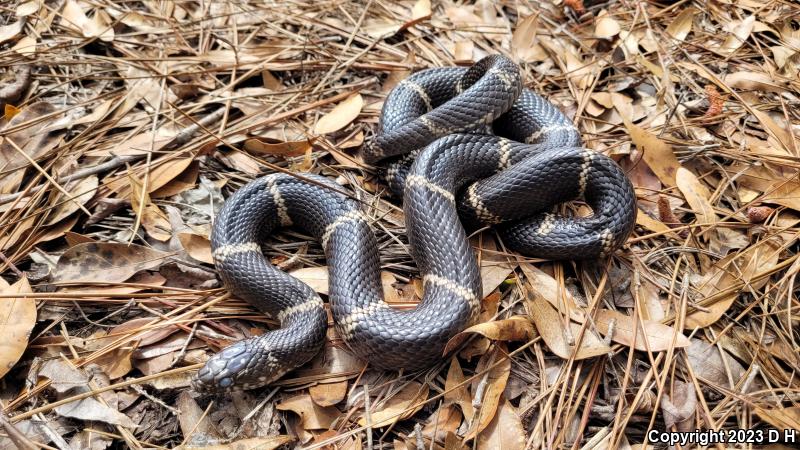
xmin=193 ymin=55 xmax=636 ymax=393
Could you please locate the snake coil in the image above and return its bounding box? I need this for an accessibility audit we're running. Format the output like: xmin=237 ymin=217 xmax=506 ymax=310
xmin=194 ymin=55 xmax=636 ymax=393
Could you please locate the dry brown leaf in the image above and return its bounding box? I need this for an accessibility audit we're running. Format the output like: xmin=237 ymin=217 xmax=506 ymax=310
xmin=444 ymin=358 xmax=474 ymax=422
xmin=476 ymin=397 xmax=525 ymax=450
xmin=686 ymin=239 xmax=780 ymax=328
xmin=720 ymin=15 xmax=755 ymax=55
xmin=244 ymin=138 xmax=312 ymax=157
xmin=309 ymin=381 xmax=348 ymax=407
xmin=477 ymin=236 xmax=517 ymax=298
xmin=675 ymin=167 xmax=716 ymax=227
xmin=519 ymin=263 xmax=585 ymax=322
xmin=16 ymin=1 xmax=40 ymax=17
xmin=464 ymin=345 xmax=511 ymax=441
xmin=755 ymin=406 xmax=800 ymax=431
xmin=12 ymin=36 xmax=36 ymax=55
xmin=314 ymin=94 xmax=363 ymax=135
xmin=51 ymin=242 xmax=170 ymax=284
xmin=61 ymin=0 xmax=114 ymax=42
xmin=724 ymin=71 xmax=788 ymax=94
xmin=129 ymin=171 xmax=173 ymax=241
xmin=0 ymin=20 xmax=24 ymax=45
xmin=178 ymin=232 xmax=213 ymax=264
xmin=665 ymin=7 xmax=697 ymax=41
xmin=0 ymin=277 xmax=36 ymax=379
xmin=278 ymin=394 xmax=340 ymax=430
xmin=512 ymin=15 xmax=546 ymax=63
xmin=626 ymin=122 xmax=681 ymax=186
xmin=594 ymin=309 xmax=689 ymax=352
xmin=444 ymin=316 xmax=535 ymax=355
xmin=528 ymin=296 xmax=610 ymax=360
xmin=594 ymin=11 xmax=621 ymax=39
xmin=107 ymin=157 xmax=194 ymax=198
xmin=176 ymin=390 xmax=223 ymax=441
xmin=358 ymin=381 xmax=429 ymax=427
xmin=45 ymin=175 xmax=98 ymax=225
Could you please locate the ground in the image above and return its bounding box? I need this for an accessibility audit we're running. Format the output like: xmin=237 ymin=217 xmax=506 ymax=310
xmin=0 ymin=0 xmax=798 ymax=449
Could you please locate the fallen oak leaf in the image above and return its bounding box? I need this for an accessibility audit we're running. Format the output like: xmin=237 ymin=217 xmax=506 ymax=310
xmin=0 ymin=277 xmax=36 ymax=379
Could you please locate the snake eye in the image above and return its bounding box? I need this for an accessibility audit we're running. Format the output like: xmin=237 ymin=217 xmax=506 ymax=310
xmin=219 ymin=377 xmax=233 ymax=388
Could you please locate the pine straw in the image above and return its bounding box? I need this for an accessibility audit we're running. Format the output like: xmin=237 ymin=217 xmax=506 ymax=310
xmin=0 ymin=0 xmax=799 ymax=449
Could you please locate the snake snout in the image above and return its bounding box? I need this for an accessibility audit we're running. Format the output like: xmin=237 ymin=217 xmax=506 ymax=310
xmin=193 ymin=341 xmax=286 ymax=394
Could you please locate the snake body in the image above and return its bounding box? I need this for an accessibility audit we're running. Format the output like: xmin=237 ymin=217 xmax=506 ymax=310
xmin=194 ymin=55 xmax=636 ymax=393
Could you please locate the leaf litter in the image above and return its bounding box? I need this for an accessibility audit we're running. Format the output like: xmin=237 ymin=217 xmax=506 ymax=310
xmin=0 ymin=0 xmax=798 ymax=448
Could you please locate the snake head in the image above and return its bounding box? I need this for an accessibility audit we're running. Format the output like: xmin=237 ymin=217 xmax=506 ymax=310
xmin=192 ymin=340 xmax=286 ymax=394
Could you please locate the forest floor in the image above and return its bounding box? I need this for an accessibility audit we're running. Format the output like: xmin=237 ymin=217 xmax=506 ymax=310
xmin=0 ymin=0 xmax=799 ymax=449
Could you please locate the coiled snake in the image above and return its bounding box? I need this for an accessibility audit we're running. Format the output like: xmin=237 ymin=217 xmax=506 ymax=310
xmin=194 ymin=55 xmax=636 ymax=393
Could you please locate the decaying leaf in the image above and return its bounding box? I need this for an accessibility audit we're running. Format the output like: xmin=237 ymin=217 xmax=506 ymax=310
xmin=51 ymin=242 xmax=170 ymax=284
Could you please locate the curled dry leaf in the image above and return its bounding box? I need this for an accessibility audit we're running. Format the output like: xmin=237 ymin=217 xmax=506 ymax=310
xmin=358 ymin=381 xmax=429 ymax=428
xmin=61 ymin=0 xmax=114 ymax=42
xmin=51 ymin=242 xmax=170 ymax=284
xmin=313 ymin=94 xmax=363 ymax=135
xmin=0 ymin=20 xmax=24 ymax=45
xmin=444 ymin=316 xmax=535 ymax=355
xmin=178 ymin=232 xmax=214 ymax=264
xmin=0 ymin=277 xmax=36 ymax=379
xmin=720 ymin=15 xmax=755 ymax=55
xmin=277 ymin=394 xmax=340 ymax=430
xmin=309 ymin=381 xmax=348 ymax=407
xmin=594 ymin=11 xmax=621 ymax=39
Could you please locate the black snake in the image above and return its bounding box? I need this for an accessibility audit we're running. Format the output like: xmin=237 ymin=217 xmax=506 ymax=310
xmin=194 ymin=55 xmax=636 ymax=393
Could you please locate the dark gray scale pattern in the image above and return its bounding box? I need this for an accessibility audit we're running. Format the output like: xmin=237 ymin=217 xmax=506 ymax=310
xmin=195 ymin=55 xmax=637 ymax=393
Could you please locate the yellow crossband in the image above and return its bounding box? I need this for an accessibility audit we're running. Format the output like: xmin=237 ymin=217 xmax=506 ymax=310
xmin=536 ymin=213 xmax=556 ymax=235
xmin=488 ymin=67 xmax=515 ymax=89
xmin=400 ymin=79 xmax=432 ymax=111
xmin=525 ymin=124 xmax=576 ymax=144
xmin=599 ymin=228 xmax=614 ymax=256
xmin=267 ymin=178 xmax=292 ymax=226
xmin=578 ymin=151 xmax=594 ymax=196
xmin=466 ymin=184 xmax=501 ymax=224
xmin=321 ymin=209 xmax=367 ymax=249
xmin=497 ymin=138 xmax=513 ymax=170
xmin=423 ymin=274 xmax=478 ymax=307
xmin=420 ymin=116 xmax=454 ymax=135
xmin=212 ymin=242 xmax=261 ymax=263
xmin=277 ymin=294 xmax=325 ymax=323
xmin=337 ymin=303 xmax=390 ymax=338
xmin=405 ymin=175 xmax=455 ymax=203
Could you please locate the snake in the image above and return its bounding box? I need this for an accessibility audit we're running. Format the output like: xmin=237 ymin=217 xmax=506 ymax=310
xmin=193 ymin=55 xmax=636 ymax=393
